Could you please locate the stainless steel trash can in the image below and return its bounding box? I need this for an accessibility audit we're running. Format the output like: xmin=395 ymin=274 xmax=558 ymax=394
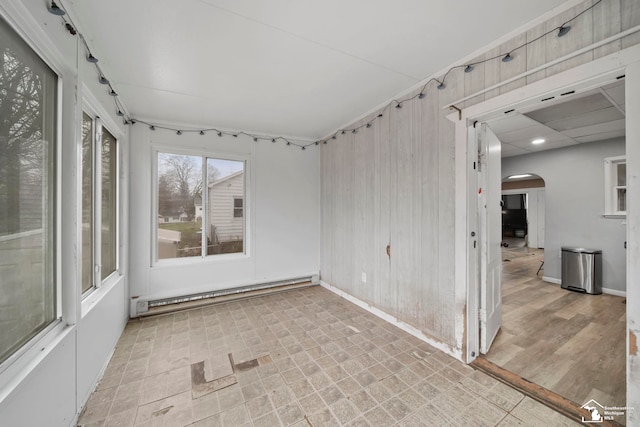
xmin=561 ymin=247 xmax=602 ymax=294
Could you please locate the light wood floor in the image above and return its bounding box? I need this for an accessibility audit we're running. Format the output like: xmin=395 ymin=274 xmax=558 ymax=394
xmin=486 ymin=245 xmax=627 ymax=411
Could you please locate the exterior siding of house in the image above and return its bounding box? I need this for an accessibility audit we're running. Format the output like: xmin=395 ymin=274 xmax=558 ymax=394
xmin=207 ymin=172 xmax=244 ymax=243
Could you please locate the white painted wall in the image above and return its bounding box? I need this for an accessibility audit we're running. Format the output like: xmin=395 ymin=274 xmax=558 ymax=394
xmin=0 ymin=2 xmax=129 ymax=426
xmin=502 ymin=138 xmax=627 ymax=292
xmin=128 ymin=126 xmax=320 ymax=307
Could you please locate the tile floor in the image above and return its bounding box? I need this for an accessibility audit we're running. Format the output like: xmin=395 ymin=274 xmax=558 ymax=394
xmin=78 ymin=286 xmax=581 ymax=426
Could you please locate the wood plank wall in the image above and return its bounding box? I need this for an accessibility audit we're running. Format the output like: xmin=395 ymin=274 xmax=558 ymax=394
xmin=320 ymin=0 xmax=640 ymax=352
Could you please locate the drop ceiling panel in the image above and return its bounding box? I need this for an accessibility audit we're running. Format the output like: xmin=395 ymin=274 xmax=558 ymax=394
xmin=493 ymin=79 xmax=625 ymax=158
xmin=543 ymin=107 xmax=624 ymax=132
xmin=562 ymin=119 xmax=625 ymax=138
xmin=486 ymin=114 xmax=541 ymax=134
xmin=524 ymin=93 xmax=614 ymax=124
xmin=507 ymin=132 xmax=575 ymax=149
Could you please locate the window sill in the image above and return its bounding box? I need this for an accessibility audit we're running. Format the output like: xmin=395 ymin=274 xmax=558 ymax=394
xmin=603 ymin=214 xmax=626 ymax=219
xmin=153 ymin=252 xmax=249 ymax=268
xmin=81 ymin=273 xmax=124 ymax=318
xmin=0 ymin=321 xmax=70 ymax=399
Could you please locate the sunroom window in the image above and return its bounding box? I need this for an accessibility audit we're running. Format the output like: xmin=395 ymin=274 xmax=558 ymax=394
xmin=156 ymin=152 xmax=245 ymax=260
xmin=0 ymin=16 xmax=58 ymax=365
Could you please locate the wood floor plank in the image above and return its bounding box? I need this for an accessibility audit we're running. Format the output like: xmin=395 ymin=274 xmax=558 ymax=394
xmin=485 ymin=245 xmax=627 ymax=416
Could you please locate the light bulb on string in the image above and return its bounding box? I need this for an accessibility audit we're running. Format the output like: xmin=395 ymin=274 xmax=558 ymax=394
xmin=65 ymin=23 xmax=76 ymax=35
xmin=48 ymin=1 xmax=65 ymax=15
xmin=558 ymin=25 xmax=571 ymax=37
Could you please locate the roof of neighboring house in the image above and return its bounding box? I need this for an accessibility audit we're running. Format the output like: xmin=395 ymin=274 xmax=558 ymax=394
xmin=194 ymin=196 xmax=202 ymax=206
xmin=208 ymin=170 xmax=244 ymax=188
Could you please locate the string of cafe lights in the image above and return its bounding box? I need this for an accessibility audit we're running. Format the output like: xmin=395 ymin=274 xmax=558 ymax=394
xmin=47 ymin=0 xmax=602 ymax=151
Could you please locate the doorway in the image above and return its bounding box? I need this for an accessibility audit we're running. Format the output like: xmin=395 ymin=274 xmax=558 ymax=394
xmin=457 ymin=60 xmax=635 ymax=419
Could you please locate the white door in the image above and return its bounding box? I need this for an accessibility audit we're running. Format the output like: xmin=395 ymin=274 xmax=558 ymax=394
xmin=479 ymin=124 xmax=502 ymax=354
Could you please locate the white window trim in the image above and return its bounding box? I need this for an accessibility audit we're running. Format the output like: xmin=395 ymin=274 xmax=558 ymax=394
xmin=80 ymin=88 xmax=123 ymax=304
xmin=0 ymin=3 xmax=65 ymax=379
xmin=604 ymin=155 xmax=626 ymax=217
xmin=151 ymin=144 xmax=250 ymax=266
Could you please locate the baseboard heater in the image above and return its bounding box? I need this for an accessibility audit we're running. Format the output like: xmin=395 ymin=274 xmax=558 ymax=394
xmin=136 ymin=274 xmax=319 ymax=317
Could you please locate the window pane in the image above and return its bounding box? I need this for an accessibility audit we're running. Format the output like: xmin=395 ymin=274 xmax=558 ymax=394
xmin=233 ymin=198 xmax=243 ymax=218
xmin=617 ymin=188 xmax=626 ymax=212
xmin=0 ymin=17 xmax=57 ymax=364
xmin=617 ymin=163 xmax=626 ymax=186
xmin=206 ymin=159 xmax=244 ymax=255
xmin=101 ymin=127 xmax=117 ymax=279
xmin=81 ymin=113 xmax=93 ymax=292
xmin=157 ymin=153 xmax=203 ymax=259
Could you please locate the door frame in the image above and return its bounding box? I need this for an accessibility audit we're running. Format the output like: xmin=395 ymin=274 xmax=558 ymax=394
xmin=450 ymin=44 xmax=640 ymax=365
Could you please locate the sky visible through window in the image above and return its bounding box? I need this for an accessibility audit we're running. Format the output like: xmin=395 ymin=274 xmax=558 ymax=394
xmin=210 ymin=158 xmax=243 ymax=180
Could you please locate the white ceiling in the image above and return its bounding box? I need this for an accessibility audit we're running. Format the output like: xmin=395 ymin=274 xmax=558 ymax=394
xmin=487 ymin=80 xmax=626 ymax=158
xmin=65 ymin=0 xmax=568 ymax=140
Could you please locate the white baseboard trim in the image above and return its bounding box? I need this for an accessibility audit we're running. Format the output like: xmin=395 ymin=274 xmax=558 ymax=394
xmin=602 ymin=288 xmax=627 ymax=297
xmin=542 ymin=277 xmax=626 ymax=297
xmin=319 ymin=281 xmax=462 ymax=361
xmin=542 ymin=276 xmax=561 ymax=285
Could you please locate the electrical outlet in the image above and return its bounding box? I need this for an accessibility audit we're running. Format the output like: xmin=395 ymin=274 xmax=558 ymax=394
xmin=361 ymin=272 xmax=367 ymax=283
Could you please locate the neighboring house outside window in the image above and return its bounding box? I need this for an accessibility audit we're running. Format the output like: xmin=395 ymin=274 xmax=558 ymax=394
xmin=156 ymin=152 xmax=245 ymax=260
xmin=604 ymin=155 xmax=626 ymax=216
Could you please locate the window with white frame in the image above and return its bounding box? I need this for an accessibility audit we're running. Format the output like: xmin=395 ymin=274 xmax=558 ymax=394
xmin=81 ymin=113 xmax=118 ymax=294
xmin=0 ymin=16 xmax=58 ymax=365
xmin=233 ymin=197 xmax=243 ymax=218
xmin=156 ymin=152 xmax=245 ymax=260
xmin=604 ymin=155 xmax=626 ymax=216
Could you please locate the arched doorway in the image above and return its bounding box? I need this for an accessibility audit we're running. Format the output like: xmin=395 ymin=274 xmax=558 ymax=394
xmin=501 ymin=174 xmax=545 ymax=251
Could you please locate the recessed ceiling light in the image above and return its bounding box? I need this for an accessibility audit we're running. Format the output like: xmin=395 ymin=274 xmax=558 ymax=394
xmin=532 ymin=138 xmax=545 ymax=145
xmin=509 ymin=174 xmax=532 ymax=179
